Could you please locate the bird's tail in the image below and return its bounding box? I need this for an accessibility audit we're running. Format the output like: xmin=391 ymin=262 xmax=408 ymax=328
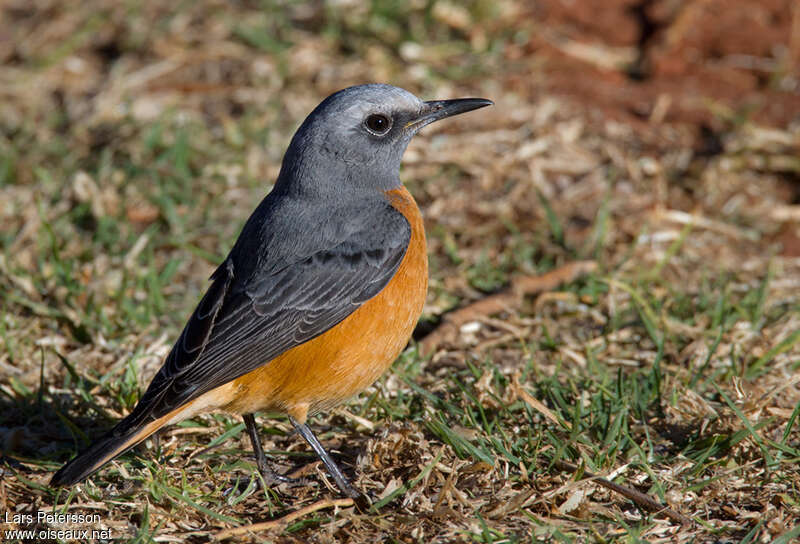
xmin=50 ymin=417 xmax=165 ymax=487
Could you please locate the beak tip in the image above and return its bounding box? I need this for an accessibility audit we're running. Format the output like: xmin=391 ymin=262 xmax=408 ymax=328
xmin=409 ymin=97 xmax=494 ymax=131
xmin=422 ymin=97 xmax=494 ymax=121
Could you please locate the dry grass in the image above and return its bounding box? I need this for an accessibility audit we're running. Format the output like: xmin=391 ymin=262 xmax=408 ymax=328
xmin=1 ymin=1 xmax=799 ymax=543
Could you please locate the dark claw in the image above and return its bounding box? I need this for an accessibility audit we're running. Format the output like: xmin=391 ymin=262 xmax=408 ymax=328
xmin=259 ymin=469 xmax=307 ymax=488
xmin=351 ymin=491 xmax=372 ymax=512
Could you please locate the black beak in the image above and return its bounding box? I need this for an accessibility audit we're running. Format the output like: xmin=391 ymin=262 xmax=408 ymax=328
xmin=408 ymin=98 xmax=493 ymax=131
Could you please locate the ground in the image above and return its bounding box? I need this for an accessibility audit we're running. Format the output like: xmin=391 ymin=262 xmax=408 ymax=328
xmin=1 ymin=1 xmax=799 ymax=543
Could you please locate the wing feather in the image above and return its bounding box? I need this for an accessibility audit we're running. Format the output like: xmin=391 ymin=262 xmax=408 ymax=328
xmin=115 ymin=201 xmax=412 ymax=432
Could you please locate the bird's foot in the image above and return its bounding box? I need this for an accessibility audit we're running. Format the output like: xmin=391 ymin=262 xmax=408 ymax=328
xmin=349 ymin=489 xmax=372 ymax=512
xmin=259 ymin=468 xmax=307 ymax=488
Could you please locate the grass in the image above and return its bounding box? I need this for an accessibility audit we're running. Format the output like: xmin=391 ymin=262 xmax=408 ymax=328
xmin=2 ymin=0 xmax=800 ymax=543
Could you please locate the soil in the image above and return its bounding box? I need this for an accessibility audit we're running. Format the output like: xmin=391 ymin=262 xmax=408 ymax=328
xmin=517 ymin=0 xmax=799 ymax=131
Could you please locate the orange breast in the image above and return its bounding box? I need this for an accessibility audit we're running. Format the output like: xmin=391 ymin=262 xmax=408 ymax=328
xmin=217 ymin=186 xmax=428 ymax=423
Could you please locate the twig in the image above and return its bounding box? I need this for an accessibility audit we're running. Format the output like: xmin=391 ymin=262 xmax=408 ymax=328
xmin=516 ymin=373 xmax=689 ymax=525
xmin=214 ymin=498 xmax=354 ymax=539
xmin=553 ymin=459 xmax=692 ymax=526
xmin=513 ymin=374 xmax=571 ymax=431
xmin=419 ymin=261 xmax=597 ymax=356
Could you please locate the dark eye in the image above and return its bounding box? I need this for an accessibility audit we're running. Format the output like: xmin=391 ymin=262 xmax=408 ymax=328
xmin=364 ymin=113 xmax=392 ymax=135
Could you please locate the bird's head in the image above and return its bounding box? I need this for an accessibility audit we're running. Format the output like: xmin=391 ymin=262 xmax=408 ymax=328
xmin=277 ymin=84 xmax=492 ymax=196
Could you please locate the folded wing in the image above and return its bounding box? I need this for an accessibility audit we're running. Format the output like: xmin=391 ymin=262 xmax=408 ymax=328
xmin=116 ymin=201 xmax=411 ymax=433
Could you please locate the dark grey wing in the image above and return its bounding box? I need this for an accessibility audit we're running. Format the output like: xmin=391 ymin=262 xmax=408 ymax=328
xmin=116 ymin=203 xmax=411 ymax=432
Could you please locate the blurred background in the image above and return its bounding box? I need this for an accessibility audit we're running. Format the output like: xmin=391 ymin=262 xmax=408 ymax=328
xmin=1 ymin=1 xmax=799 ymax=542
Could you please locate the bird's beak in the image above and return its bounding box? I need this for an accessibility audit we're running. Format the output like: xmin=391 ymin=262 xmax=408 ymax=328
xmin=406 ymin=98 xmax=493 ymax=132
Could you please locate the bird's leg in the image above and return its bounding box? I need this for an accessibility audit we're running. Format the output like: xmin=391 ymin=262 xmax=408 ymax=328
xmin=289 ymin=416 xmax=370 ymax=509
xmin=242 ymin=413 xmax=303 ymax=486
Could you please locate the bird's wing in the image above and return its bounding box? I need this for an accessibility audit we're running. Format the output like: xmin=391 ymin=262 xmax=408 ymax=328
xmin=118 ymin=202 xmax=411 ymax=432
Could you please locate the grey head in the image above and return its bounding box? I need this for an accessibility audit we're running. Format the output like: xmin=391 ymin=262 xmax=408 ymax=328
xmin=275 ymin=84 xmax=492 ymax=197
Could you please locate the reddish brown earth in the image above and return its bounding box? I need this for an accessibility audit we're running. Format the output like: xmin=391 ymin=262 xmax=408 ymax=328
xmin=516 ymin=0 xmax=799 ymax=130
xmin=504 ymin=0 xmax=800 ymax=257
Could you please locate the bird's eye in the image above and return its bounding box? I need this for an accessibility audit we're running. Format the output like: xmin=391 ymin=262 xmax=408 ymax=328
xmin=364 ymin=113 xmax=392 ymax=135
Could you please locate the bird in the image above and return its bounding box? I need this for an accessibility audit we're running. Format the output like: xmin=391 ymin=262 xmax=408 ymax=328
xmin=50 ymin=84 xmax=492 ymax=504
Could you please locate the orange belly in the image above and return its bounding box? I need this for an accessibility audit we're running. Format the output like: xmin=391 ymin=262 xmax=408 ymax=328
xmin=210 ymin=186 xmax=428 ymax=423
